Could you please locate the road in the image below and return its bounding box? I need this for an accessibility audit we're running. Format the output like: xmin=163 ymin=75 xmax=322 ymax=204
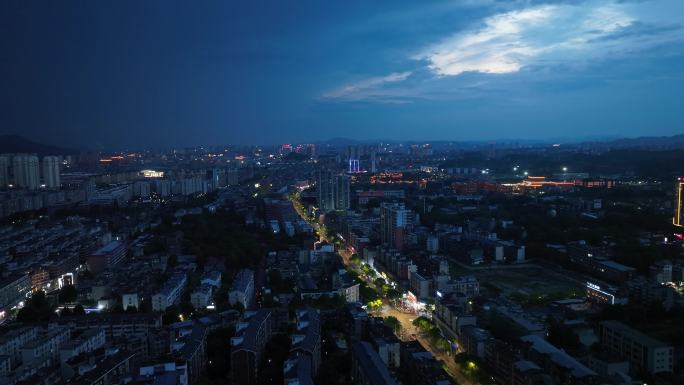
xmin=290 ymin=193 xmax=474 ymax=385
xmin=380 ymin=305 xmax=473 ymax=385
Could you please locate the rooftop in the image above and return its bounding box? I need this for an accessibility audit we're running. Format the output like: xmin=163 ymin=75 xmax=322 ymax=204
xmin=232 ymin=309 xmax=271 ymax=352
xmin=230 ymin=269 xmax=254 ymax=292
xmin=352 ymin=341 xmax=397 ymax=385
xmin=521 ymin=334 xmax=596 ymax=378
xmin=92 ymin=240 xmax=123 ymax=255
xmin=600 ymin=320 xmax=672 ymax=349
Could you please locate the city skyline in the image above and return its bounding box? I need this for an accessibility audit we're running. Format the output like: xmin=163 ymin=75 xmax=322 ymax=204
xmin=2 ymin=2 xmax=684 ymax=385
xmin=2 ymin=0 xmax=684 ymax=148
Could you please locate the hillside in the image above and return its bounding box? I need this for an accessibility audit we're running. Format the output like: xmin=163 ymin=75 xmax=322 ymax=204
xmin=0 ymin=135 xmax=78 ymax=156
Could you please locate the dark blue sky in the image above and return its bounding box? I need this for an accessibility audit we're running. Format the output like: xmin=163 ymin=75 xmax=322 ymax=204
xmin=1 ymin=0 xmax=683 ymax=149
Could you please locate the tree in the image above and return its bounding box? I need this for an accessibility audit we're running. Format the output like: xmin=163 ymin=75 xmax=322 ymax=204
xmin=547 ymin=318 xmax=581 ymax=352
xmin=386 ymin=288 xmax=402 ymax=300
xmin=367 ymin=299 xmax=383 ymax=311
xmin=72 ymin=304 xmax=86 ymax=316
xmin=17 ymin=291 xmax=53 ymax=323
xmin=59 ymin=285 xmax=78 ymax=303
xmin=205 ymin=327 xmax=234 ymax=382
xmin=412 ymin=316 xmax=432 ymax=332
xmin=427 ymin=326 xmax=442 ymax=341
xmin=434 ymin=337 xmax=451 ymax=351
xmin=384 ymin=316 xmax=402 ymax=334
xmin=162 ymin=305 xmax=180 ymax=325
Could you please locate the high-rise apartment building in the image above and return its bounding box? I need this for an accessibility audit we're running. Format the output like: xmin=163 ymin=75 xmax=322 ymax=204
xmin=380 ymin=203 xmax=414 ymax=251
xmin=335 ymin=174 xmax=350 ymax=211
xmin=317 ymin=170 xmax=350 ymax=212
xmin=0 ymin=156 xmax=9 ymax=188
xmin=675 ymin=177 xmax=684 ymax=227
xmin=12 ymin=154 xmax=40 ymax=190
xmin=42 ymin=156 xmax=61 ymax=189
xmin=318 ymin=170 xmax=335 ymax=212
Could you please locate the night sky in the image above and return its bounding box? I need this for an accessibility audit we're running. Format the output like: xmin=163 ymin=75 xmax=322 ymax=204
xmin=1 ymin=0 xmax=683 ymax=149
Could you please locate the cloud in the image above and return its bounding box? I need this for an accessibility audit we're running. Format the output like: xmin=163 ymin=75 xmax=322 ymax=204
xmin=322 ymin=71 xmax=412 ymax=102
xmin=413 ymin=0 xmax=680 ymax=76
xmin=321 ymin=0 xmax=683 ymax=104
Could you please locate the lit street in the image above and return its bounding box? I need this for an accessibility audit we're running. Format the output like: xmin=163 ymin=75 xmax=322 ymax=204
xmin=291 ymin=193 xmax=475 ymax=385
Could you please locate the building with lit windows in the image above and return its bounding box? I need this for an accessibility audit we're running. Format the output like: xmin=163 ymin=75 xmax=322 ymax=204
xmin=380 ymin=203 xmax=414 ymax=251
xmin=585 ymin=282 xmax=625 ymax=306
xmin=674 ymin=177 xmax=684 ymax=227
xmin=0 ymin=274 xmax=30 ymax=310
xmin=347 ymin=145 xmax=361 ymax=173
xmin=317 ymin=170 xmax=350 ymax=212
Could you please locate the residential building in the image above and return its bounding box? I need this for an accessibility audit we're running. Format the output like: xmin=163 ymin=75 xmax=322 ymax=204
xmin=190 ymin=285 xmax=212 ymax=309
xmin=51 ymin=313 xmax=163 ymax=341
xmin=171 ymin=325 xmax=208 ymax=384
xmin=59 ymin=328 xmax=106 ymax=364
xmin=42 ymin=156 xmax=60 ymax=189
xmin=290 ymin=308 xmax=321 ymax=377
xmin=63 ymin=347 xmax=135 ymax=385
xmin=520 ymin=334 xmax=597 ymax=384
xmin=0 ymin=156 xmax=10 ymax=188
xmin=317 ymin=170 xmax=350 ymax=212
xmin=0 ymin=327 xmax=38 ymax=369
xmin=20 ymin=327 xmax=71 ymax=368
xmin=350 ymin=341 xmax=397 ymax=385
xmin=675 ymin=177 xmax=684 ymax=227
xmin=87 ymin=241 xmax=127 ymax=273
xmin=380 ymin=203 xmax=414 ymax=252
xmin=152 ymin=273 xmax=188 ymax=311
xmin=335 ymin=174 xmax=350 ymax=211
xmin=599 ymin=320 xmax=674 ymax=374
xmin=12 ymin=155 xmax=40 ymax=190
xmin=409 ymin=271 xmax=430 ymax=300
xmin=231 ymin=309 xmax=273 ymax=385
xmin=400 ymin=341 xmax=455 ymax=385
xmin=122 ymin=293 xmax=139 ymax=311
xmin=200 ymin=271 xmax=221 ymax=288
xmin=136 ymin=362 xmax=189 ymax=385
xmin=229 ymin=269 xmax=254 ymax=308
xmin=0 ymin=274 xmax=30 ymax=310
xmin=283 ymin=352 xmax=314 ymax=385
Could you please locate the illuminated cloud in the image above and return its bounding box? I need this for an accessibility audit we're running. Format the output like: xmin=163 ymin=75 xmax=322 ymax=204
xmin=414 ymin=2 xmax=636 ymax=76
xmin=322 ymin=72 xmax=412 ymax=102
xmin=321 ymin=0 xmax=683 ymax=104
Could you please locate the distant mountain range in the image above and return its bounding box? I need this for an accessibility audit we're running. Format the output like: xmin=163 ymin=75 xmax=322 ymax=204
xmin=1 ymin=133 xmax=683 ymax=154
xmin=578 ymin=134 xmax=684 ymax=149
xmin=315 ymin=134 xmax=684 ymax=150
xmin=0 ymin=135 xmax=79 ymax=156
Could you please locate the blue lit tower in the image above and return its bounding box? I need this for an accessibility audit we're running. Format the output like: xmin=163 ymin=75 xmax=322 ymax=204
xmin=347 ymin=145 xmax=360 ymax=173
